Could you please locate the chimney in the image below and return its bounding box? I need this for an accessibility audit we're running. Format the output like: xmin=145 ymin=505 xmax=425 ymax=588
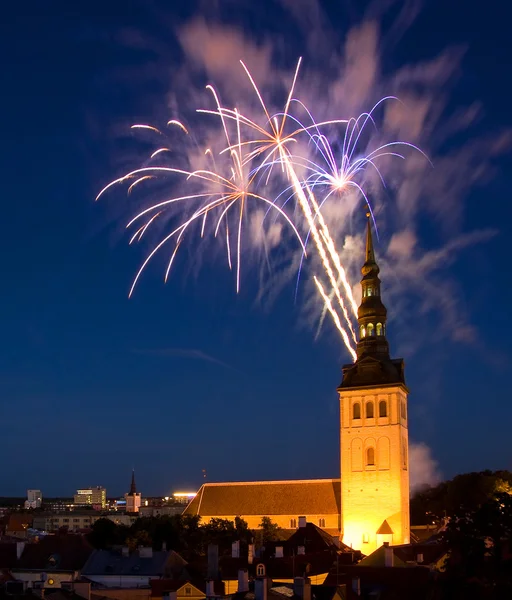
xmin=121 ymin=546 xmax=129 ymax=557
xmin=205 ymin=580 xmax=215 ymax=597
xmin=298 ymin=516 xmax=307 ymax=528
xmin=293 ymin=577 xmax=311 ymax=600
xmin=73 ymin=582 xmax=91 ymax=600
xmin=16 ymin=542 xmax=25 ymax=560
xmin=207 ymin=544 xmax=219 ymax=578
xmin=352 ymin=577 xmax=361 ymax=597
xmin=248 ymin=543 xmax=254 ymax=565
xmin=237 ymin=569 xmax=249 ymax=593
xmin=255 ymin=578 xmax=267 ymax=600
xmin=416 ymin=553 xmax=424 ymax=564
xmin=383 ymin=543 xmax=394 ymax=567
xmin=232 ymin=540 xmax=240 ymax=558
xmin=275 ymin=546 xmax=283 ymax=558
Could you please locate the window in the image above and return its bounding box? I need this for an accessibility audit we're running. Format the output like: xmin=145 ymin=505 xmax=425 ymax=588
xmin=353 ymin=403 xmax=361 ymax=420
xmin=360 ymin=324 xmax=365 ymax=338
xmin=318 ymin=518 xmax=326 ymax=528
xmin=366 ymin=447 xmax=375 ymax=466
xmin=185 ymin=587 xmax=191 ymax=595
xmin=256 ymin=564 xmax=266 ymax=577
xmin=376 ymin=322 xmax=383 ymax=336
xmin=367 ymin=287 xmax=373 ymax=297
xmin=367 ymin=323 xmax=374 ymax=336
xmin=379 ymin=400 xmax=387 ymax=418
xmin=401 ymin=402 xmax=407 ymax=420
xmin=290 ymin=518 xmax=297 ymax=528
xmin=366 ymin=401 xmax=374 ymax=418
xmin=362 ymin=533 xmax=369 ymax=544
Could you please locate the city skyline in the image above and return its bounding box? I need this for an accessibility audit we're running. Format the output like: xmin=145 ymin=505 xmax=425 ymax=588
xmin=1 ymin=0 xmax=511 ymax=497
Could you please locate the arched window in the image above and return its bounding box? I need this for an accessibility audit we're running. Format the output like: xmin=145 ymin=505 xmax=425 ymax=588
xmin=290 ymin=518 xmax=297 ymax=528
xmin=360 ymin=324 xmax=365 ymax=339
xmin=366 ymin=447 xmax=375 ymax=466
xmin=256 ymin=564 xmax=266 ymax=577
xmin=366 ymin=401 xmax=374 ymax=418
xmin=379 ymin=400 xmax=387 ymax=418
xmin=353 ymin=403 xmax=361 ymax=420
xmin=376 ymin=322 xmax=383 ymax=336
xmin=367 ymin=323 xmax=374 ymax=336
xmin=367 ymin=287 xmax=373 ymax=297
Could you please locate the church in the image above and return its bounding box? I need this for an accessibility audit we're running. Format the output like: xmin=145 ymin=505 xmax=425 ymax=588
xmin=183 ymin=217 xmax=410 ymax=554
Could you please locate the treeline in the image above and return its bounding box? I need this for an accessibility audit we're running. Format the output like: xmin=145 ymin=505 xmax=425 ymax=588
xmin=87 ymin=515 xmax=281 ymax=559
xmin=411 ymin=470 xmax=512 ymax=525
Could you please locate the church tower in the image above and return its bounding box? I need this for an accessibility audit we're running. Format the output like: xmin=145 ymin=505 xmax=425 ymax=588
xmin=338 ymin=215 xmax=409 ymax=554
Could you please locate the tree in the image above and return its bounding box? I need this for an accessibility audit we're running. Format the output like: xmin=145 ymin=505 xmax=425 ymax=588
xmin=257 ymin=517 xmax=281 ymax=544
xmin=439 ymin=492 xmax=512 ymax=599
xmin=87 ymin=518 xmax=128 ymax=549
xmin=410 ymin=470 xmax=512 ymax=526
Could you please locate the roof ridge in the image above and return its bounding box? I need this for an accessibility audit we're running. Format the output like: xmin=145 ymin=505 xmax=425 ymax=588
xmin=201 ymin=478 xmax=341 ymax=487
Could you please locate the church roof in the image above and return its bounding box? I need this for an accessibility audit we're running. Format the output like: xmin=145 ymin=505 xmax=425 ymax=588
xmin=183 ymin=479 xmax=341 ymax=517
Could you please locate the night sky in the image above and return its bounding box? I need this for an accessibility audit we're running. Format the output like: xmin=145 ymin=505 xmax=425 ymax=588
xmin=1 ymin=0 xmax=511 ymax=498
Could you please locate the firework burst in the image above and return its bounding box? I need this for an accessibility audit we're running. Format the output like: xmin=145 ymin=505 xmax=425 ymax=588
xmin=97 ymin=58 xmax=427 ymax=359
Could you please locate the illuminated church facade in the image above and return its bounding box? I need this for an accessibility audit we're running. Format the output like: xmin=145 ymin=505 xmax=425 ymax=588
xmin=184 ymin=217 xmax=409 ymax=554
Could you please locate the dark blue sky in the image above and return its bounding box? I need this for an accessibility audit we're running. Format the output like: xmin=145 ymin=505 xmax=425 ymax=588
xmin=1 ymin=0 xmax=511 ymax=497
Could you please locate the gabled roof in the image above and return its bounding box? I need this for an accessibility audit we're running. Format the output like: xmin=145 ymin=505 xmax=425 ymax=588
xmin=150 ymin=579 xmax=225 ymax=597
xmin=183 ymin=480 xmax=341 ymax=517
xmin=15 ymin=534 xmax=93 ymax=571
xmin=82 ymin=549 xmax=185 ymax=578
xmin=6 ymin=514 xmax=32 ymax=533
xmin=376 ymin=520 xmax=393 ymax=535
xmin=286 ymin=524 xmax=339 ymax=554
xmin=357 ymin=541 xmax=448 ymax=568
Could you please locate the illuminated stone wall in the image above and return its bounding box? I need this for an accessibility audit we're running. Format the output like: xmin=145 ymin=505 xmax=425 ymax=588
xmin=189 ymin=514 xmax=340 ymax=531
xmin=339 ymin=384 xmax=410 ymax=554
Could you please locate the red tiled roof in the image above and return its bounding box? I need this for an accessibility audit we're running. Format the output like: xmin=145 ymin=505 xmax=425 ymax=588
xmin=6 ymin=514 xmax=33 ymax=533
xmin=183 ymin=480 xmax=341 ymax=517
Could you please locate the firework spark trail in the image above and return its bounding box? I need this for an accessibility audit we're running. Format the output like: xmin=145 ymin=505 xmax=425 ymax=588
xmin=314 ymin=276 xmax=357 ymax=361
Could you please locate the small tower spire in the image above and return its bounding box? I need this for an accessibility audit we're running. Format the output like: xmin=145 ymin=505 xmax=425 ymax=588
xmin=129 ymin=469 xmax=137 ymax=495
xmin=365 ymin=212 xmax=376 ymax=266
xmin=356 ymin=214 xmax=389 ymax=360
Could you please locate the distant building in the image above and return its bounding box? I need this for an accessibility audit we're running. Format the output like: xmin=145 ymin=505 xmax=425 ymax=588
xmin=32 ymin=512 xmax=138 ymax=532
xmin=139 ymin=505 xmax=184 ymax=518
xmin=173 ymin=492 xmax=197 ymax=505
xmin=73 ymin=486 xmax=107 ymax=509
xmin=124 ymin=471 xmax=142 ymax=514
xmin=24 ymin=490 xmax=42 ymax=510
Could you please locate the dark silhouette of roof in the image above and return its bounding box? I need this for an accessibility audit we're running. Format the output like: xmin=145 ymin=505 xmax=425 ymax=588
xmin=15 ymin=534 xmax=93 ymax=571
xmin=0 ymin=542 xmax=18 ymax=569
xmin=82 ymin=548 xmax=185 ymax=578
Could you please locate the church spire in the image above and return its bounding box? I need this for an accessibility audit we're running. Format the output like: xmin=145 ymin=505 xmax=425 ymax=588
xmin=129 ymin=469 xmax=137 ymax=495
xmin=356 ymin=213 xmax=389 ymax=360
